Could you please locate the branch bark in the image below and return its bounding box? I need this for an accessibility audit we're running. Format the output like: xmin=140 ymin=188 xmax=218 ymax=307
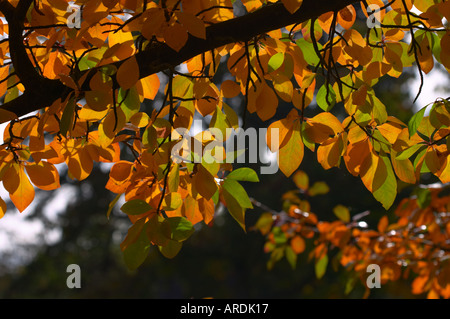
xmin=0 ymin=0 xmax=357 ymax=118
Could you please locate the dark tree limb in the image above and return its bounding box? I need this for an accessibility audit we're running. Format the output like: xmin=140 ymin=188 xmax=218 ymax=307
xmin=0 ymin=0 xmax=357 ymax=119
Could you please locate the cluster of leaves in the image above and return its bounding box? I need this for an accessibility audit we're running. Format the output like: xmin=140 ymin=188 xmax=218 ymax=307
xmin=254 ymin=171 xmax=450 ymax=299
xmin=0 ymin=0 xmax=449 ymax=296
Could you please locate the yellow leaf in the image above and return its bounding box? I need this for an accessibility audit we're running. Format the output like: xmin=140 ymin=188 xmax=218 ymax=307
xmin=278 ymin=120 xmax=304 ymax=177
xmin=391 ymin=151 xmax=416 ymax=184
xmin=292 ymin=171 xmax=309 ymax=190
xmin=436 ymin=155 xmax=450 ymax=183
xmin=317 ymin=135 xmax=344 ymax=170
xmin=117 ymin=56 xmax=140 ymax=90
xmin=377 ymin=122 xmax=402 ymax=144
xmin=425 ymin=147 xmax=440 ymax=174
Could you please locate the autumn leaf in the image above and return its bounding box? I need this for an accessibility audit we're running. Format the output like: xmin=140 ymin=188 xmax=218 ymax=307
xmin=117 ymin=56 xmax=140 ymax=90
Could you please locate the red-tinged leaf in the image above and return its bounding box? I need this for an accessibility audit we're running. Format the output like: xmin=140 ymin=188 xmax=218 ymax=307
xmin=281 ymin=0 xmax=303 ymax=14
xmin=278 ymin=120 xmax=304 ymax=177
xmin=221 ymin=80 xmax=241 ymax=98
xmin=164 ymin=23 xmax=188 ymax=52
xmin=0 ymin=108 xmax=18 ymax=124
xmin=117 ymin=56 xmax=140 ymax=90
xmin=175 ymin=11 xmax=206 ymax=39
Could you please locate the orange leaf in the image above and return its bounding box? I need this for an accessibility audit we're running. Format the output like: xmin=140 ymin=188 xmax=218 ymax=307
xmin=291 ymin=235 xmax=305 ymax=254
xmin=377 ymin=215 xmax=388 ymax=233
xmin=25 ymin=162 xmax=60 ymax=191
xmin=0 ymin=196 xmax=5 ymax=219
xmin=0 ymin=108 xmax=18 ymax=124
xmin=7 ymin=164 xmax=35 ymax=212
xmin=139 ymin=74 xmax=160 ymax=100
xmin=106 ymin=160 xmax=134 ymax=193
xmin=221 ymin=80 xmax=241 ymax=98
xmin=337 ymin=5 xmax=356 ymax=29
xmin=117 ymin=56 xmax=140 ymax=90
xmin=255 ymin=83 xmax=279 ymax=121
xmin=281 ymin=0 xmax=303 ymax=14
xmin=176 ymin=11 xmax=206 ymax=39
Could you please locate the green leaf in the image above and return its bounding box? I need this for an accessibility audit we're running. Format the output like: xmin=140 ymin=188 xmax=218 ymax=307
xmin=120 ymin=199 xmax=152 ymax=215
xmin=396 ymin=144 xmax=426 ymax=160
xmin=315 ymin=254 xmax=328 ymax=279
xmin=285 ymin=246 xmax=297 ymax=270
xmin=106 ymin=193 xmax=122 ymax=219
xmin=123 ymin=224 xmax=151 ymax=270
xmin=333 ymin=205 xmax=350 ymax=223
xmin=146 ymin=215 xmax=171 ymax=246
xmin=268 ymin=52 xmax=285 ymax=73
xmin=163 ymin=217 xmax=194 ymax=242
xmin=413 ymin=187 xmax=431 ymax=208
xmin=226 ymin=167 xmax=259 ymax=182
xmin=222 ymin=179 xmax=253 ymax=209
xmin=296 ymin=38 xmax=321 ymax=66
xmin=59 ymin=96 xmax=76 ymax=137
xmin=210 ymin=106 xmax=229 ymax=142
xmin=222 ymin=179 xmax=253 ymax=231
xmin=308 ymin=181 xmax=330 ymax=196
xmin=316 ymin=83 xmax=336 ymax=112
xmin=158 ymin=239 xmax=182 ymax=259
xmin=119 ymin=86 xmax=140 ymax=121
xmin=373 ymin=154 xmax=397 ymax=210
xmin=408 ymin=105 xmax=427 ymax=137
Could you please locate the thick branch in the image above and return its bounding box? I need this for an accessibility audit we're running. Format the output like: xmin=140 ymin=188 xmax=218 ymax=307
xmin=0 ymin=0 xmax=356 ymax=118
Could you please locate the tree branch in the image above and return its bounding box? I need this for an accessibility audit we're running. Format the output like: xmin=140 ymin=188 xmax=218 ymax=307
xmin=0 ymin=0 xmax=356 ymax=119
